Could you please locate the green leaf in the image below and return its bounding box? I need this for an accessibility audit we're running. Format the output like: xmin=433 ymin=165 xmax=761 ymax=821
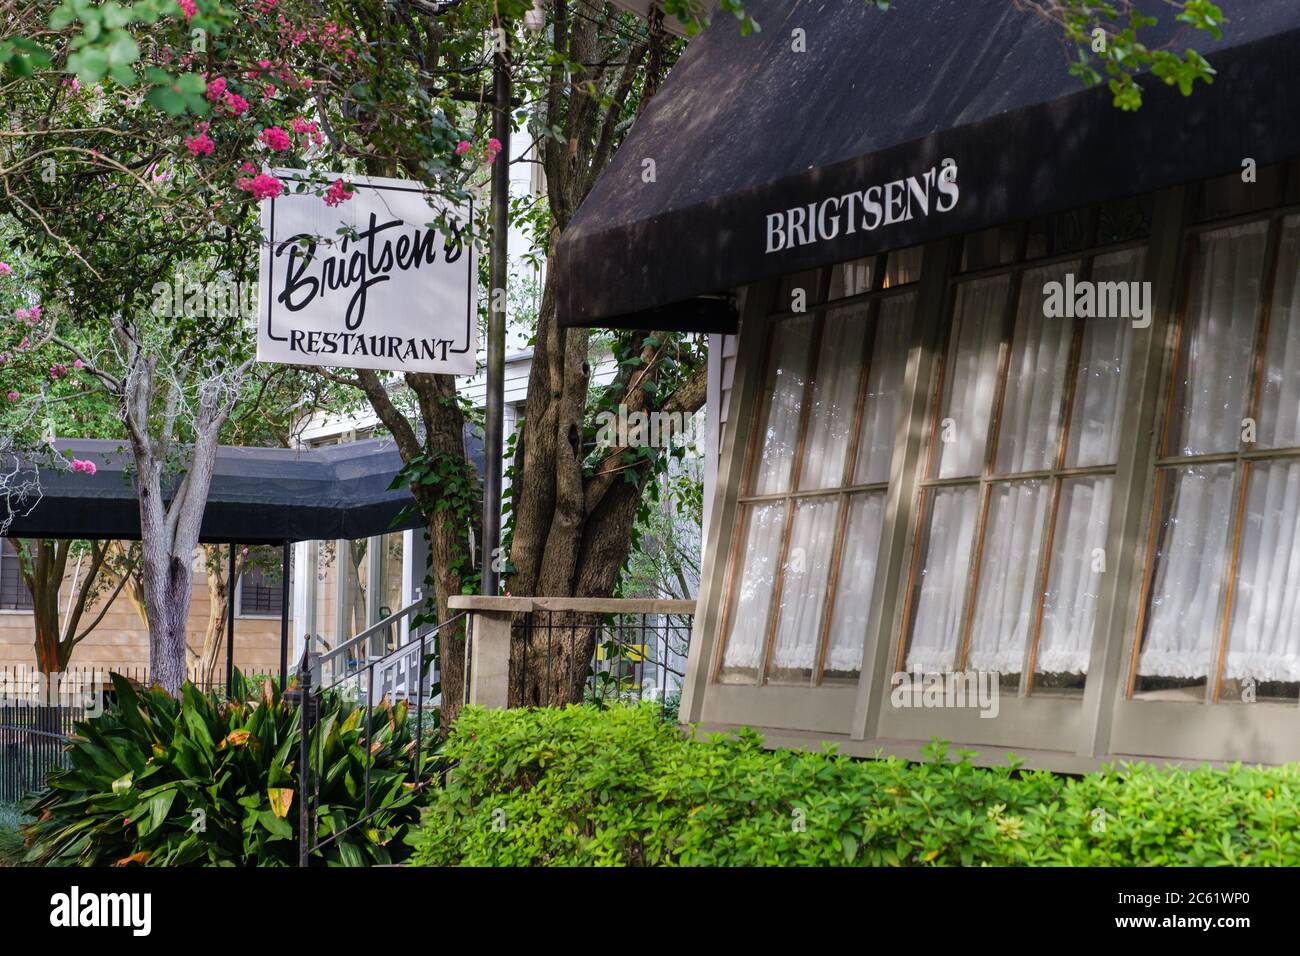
xmin=145 ymin=85 xmax=187 ymax=115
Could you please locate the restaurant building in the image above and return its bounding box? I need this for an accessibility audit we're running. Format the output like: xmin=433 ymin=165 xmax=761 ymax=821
xmin=557 ymin=0 xmax=1300 ymax=768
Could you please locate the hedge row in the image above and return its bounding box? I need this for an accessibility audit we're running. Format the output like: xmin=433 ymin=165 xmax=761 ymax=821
xmin=411 ymin=704 xmax=1300 ymax=866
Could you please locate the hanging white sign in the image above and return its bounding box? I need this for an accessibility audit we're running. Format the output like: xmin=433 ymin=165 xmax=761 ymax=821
xmin=257 ymin=170 xmax=477 ymax=375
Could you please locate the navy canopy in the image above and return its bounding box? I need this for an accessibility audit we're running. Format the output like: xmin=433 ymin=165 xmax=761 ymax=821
xmin=555 ymin=0 xmax=1300 ymax=330
xmin=3 ymin=439 xmax=423 ymax=545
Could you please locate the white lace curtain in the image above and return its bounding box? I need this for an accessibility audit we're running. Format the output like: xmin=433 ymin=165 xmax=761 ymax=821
xmin=1140 ymin=217 xmax=1300 ymax=684
xmin=907 ymin=252 xmax=1140 ymax=676
xmin=722 ymin=294 xmax=912 ymax=677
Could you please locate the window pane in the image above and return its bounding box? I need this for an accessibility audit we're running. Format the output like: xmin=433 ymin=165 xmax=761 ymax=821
xmin=933 ymin=276 xmax=1010 ymax=478
xmin=749 ymin=316 xmax=815 ymax=495
xmin=854 ymin=292 xmax=915 ymax=484
xmin=1025 ymin=207 xmax=1087 ymax=259
xmin=719 ymin=503 xmax=786 ymax=681
xmin=823 ymin=492 xmax=886 ymax=680
xmin=1165 ymin=222 xmax=1268 ymax=457
xmin=967 ymin=481 xmax=1050 ymax=676
xmin=1035 ymin=476 xmax=1113 ymax=689
xmin=905 ymin=486 xmax=980 ymax=672
xmin=770 ymin=497 xmax=840 ymax=681
xmin=961 ymin=225 xmax=1019 ymax=271
xmin=776 ymin=270 xmax=821 ymax=312
xmin=828 ymin=258 xmax=874 ymax=298
xmin=1064 ymin=249 xmax=1144 ymax=467
xmin=800 ymin=308 xmax=867 ymax=490
xmin=0 ymin=539 xmax=32 ymax=611
xmin=1193 ymin=167 xmax=1281 ymax=223
xmin=995 ymin=263 xmax=1079 ymax=474
xmin=1258 ymin=215 xmax=1300 ymax=449
xmin=883 ymin=245 xmax=923 ymax=287
xmin=1225 ymin=460 xmax=1300 ymax=697
xmin=1134 ymin=464 xmax=1236 ymax=695
xmin=241 ymin=547 xmax=287 ymax=616
xmin=1095 ymin=193 xmax=1152 ymax=244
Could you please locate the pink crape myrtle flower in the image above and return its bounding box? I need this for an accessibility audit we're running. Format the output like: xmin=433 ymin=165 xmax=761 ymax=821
xmin=239 ymin=162 xmax=257 ymax=174
xmin=70 ymin=458 xmax=98 ymax=475
xmin=177 ymin=0 xmax=197 ymax=20
xmin=0 ymin=262 xmax=11 ymax=276
xmin=205 ymin=76 xmax=227 ymax=101
xmin=5 ymin=391 xmax=18 ymax=403
xmin=291 ymin=117 xmax=323 ymax=145
xmin=237 ymin=173 xmax=283 ymax=201
xmin=223 ymin=92 xmax=250 ymax=116
xmin=259 ymin=126 xmax=291 ymax=151
xmin=185 ymin=132 xmax=215 ymax=157
xmin=486 ymin=137 xmax=502 ymax=162
xmin=73 ymin=359 xmax=84 ymax=370
xmin=323 ymin=179 xmax=353 ymax=207
xmin=455 ymin=140 xmax=471 ymax=156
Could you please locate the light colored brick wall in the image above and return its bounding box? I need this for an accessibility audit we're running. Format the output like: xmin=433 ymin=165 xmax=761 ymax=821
xmin=0 ymin=561 xmax=288 ymax=677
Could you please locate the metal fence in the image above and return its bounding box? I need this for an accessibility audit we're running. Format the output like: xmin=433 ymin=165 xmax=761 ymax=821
xmin=0 ymin=665 xmax=226 ymax=806
xmin=296 ymin=611 xmax=461 ymax=866
xmin=0 ymin=700 xmax=78 ymax=805
xmin=508 ymin=608 xmax=692 ymax=718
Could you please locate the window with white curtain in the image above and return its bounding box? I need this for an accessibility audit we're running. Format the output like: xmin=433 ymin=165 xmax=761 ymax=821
xmin=901 ymin=234 xmax=1145 ymax=695
xmin=0 ymin=539 xmax=33 ymax=611
xmin=1133 ymin=211 xmax=1300 ymax=704
xmin=717 ymin=249 xmax=918 ymax=685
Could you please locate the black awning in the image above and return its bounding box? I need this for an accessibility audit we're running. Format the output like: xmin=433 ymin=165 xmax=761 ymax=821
xmin=556 ymin=0 xmax=1300 ymax=331
xmin=2 ymin=439 xmax=423 ymax=545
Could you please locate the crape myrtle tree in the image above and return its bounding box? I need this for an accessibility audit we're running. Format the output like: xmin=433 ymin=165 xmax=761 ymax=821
xmin=0 ymin=0 xmax=387 ymax=693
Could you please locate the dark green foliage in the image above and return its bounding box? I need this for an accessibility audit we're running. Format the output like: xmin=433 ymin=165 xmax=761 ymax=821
xmin=411 ymin=704 xmax=1300 ymax=867
xmin=22 ymin=673 xmax=425 ymax=866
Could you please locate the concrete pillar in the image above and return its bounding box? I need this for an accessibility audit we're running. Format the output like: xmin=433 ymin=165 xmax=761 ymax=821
xmin=467 ymin=611 xmax=512 ymax=709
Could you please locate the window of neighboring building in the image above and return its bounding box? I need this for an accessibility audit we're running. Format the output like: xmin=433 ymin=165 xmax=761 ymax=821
xmin=0 ymin=538 xmax=33 ymax=611
xmin=239 ymin=547 xmax=288 ymax=617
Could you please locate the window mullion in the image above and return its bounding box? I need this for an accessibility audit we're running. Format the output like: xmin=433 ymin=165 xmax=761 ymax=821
xmin=1211 ymin=459 xmax=1253 ymax=703
xmin=1022 ymin=477 xmax=1065 ymax=695
xmin=956 ymin=480 xmax=993 ymax=672
xmin=812 ymin=493 xmax=853 ymax=685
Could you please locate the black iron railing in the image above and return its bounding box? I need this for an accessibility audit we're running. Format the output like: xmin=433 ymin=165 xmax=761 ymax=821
xmin=295 ymin=611 xmax=464 ymax=866
xmin=508 ymin=608 xmax=692 ymax=719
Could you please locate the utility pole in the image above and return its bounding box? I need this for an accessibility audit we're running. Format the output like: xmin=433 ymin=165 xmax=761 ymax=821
xmin=482 ymin=10 xmax=511 ymax=597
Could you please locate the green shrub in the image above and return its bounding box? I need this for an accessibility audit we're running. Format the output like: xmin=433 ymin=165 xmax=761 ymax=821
xmin=23 ymin=673 xmax=426 ymax=866
xmin=410 ymin=704 xmax=1300 ymax=866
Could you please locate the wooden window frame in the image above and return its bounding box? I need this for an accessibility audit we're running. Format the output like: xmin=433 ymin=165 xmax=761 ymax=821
xmin=712 ymin=257 xmax=923 ymax=687
xmin=1126 ymin=168 xmax=1300 ymax=706
xmin=895 ymin=218 xmax=1151 ymax=698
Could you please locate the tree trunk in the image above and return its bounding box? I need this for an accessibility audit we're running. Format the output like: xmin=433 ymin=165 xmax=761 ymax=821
xmin=193 ymin=544 xmax=239 ymax=687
